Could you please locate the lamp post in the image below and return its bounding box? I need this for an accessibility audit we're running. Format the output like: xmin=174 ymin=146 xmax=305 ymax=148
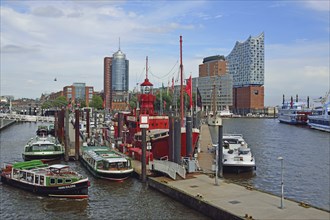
xmin=278 ymin=156 xmax=284 ymax=209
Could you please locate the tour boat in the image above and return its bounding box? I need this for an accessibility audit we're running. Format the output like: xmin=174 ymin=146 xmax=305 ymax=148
xmin=278 ymin=95 xmax=312 ymax=125
xmin=22 ymin=135 xmax=64 ymax=161
xmin=0 ymin=160 xmax=89 ymax=199
xmin=308 ymin=102 xmax=330 ymax=132
xmin=222 ymin=134 xmax=256 ymax=173
xmin=80 ymin=145 xmax=133 ymax=181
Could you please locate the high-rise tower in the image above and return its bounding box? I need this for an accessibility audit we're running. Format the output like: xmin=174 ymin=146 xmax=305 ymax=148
xmin=112 ymin=48 xmax=129 ymax=92
xmin=104 ymin=57 xmax=112 ymax=110
xmin=104 ymin=41 xmax=129 ymax=111
xmin=226 ymin=33 xmax=265 ymax=114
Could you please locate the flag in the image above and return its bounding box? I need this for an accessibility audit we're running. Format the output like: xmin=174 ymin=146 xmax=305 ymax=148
xmin=197 ymin=87 xmax=202 ymax=107
xmin=185 ymin=75 xmax=192 ymax=109
xmin=171 ymin=77 xmax=174 ymax=92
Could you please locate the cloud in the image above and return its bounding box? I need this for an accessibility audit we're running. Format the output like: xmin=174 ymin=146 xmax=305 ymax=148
xmin=1 ymin=44 xmax=40 ymax=53
xmin=32 ymin=5 xmax=64 ymax=17
xmin=265 ymin=42 xmax=329 ymax=105
xmin=303 ymin=1 xmax=330 ymax=12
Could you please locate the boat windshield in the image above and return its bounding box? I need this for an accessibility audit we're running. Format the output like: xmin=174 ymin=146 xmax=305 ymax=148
xmin=32 ymin=144 xmax=55 ymax=151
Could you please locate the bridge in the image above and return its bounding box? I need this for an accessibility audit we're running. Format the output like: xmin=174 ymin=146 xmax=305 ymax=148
xmin=0 ymin=113 xmax=55 ymax=122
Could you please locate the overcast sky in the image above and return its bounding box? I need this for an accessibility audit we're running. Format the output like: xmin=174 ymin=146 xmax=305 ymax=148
xmin=1 ymin=1 xmax=329 ymax=106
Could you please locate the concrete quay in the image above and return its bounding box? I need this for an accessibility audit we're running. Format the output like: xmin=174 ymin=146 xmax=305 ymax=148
xmin=145 ymin=124 xmax=329 ymax=220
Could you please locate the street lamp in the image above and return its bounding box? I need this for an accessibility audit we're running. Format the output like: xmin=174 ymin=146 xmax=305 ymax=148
xmin=278 ymin=156 xmax=284 ymax=209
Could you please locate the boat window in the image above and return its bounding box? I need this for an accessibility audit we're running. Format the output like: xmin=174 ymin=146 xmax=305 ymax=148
xmin=117 ymin=162 xmax=124 ymax=169
xmin=22 ymin=171 xmax=27 ymax=180
xmin=65 ymin=179 xmax=72 ymax=183
xmin=57 ymin=178 xmax=63 ymax=184
xmin=32 ymin=144 xmax=55 ymax=151
xmin=40 ymin=176 xmax=44 ymax=185
xmin=109 ymin=163 xmax=117 ymax=169
xmin=97 ymin=162 xmax=104 ymax=169
xmin=35 ymin=175 xmax=40 ymax=184
xmin=50 ymin=178 xmax=56 ymax=185
xmin=26 ymin=173 xmax=33 ymax=183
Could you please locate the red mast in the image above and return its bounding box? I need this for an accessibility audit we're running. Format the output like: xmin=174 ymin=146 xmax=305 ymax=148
xmin=180 ymin=36 xmax=184 ymax=126
xmin=146 ymin=56 xmax=148 ymax=80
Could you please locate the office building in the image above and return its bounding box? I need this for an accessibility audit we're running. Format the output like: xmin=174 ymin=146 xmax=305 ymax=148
xmin=192 ymin=75 xmax=233 ymax=113
xmin=63 ymin=83 xmax=94 ymax=107
xmin=199 ymin=55 xmax=227 ymax=77
xmin=104 ymin=57 xmax=112 ymax=110
xmin=104 ymin=46 xmax=129 ymax=111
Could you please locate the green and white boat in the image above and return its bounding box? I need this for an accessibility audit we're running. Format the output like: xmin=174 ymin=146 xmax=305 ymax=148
xmin=1 ymin=160 xmax=89 ymax=199
xmin=80 ymin=145 xmax=133 ymax=181
xmin=22 ymin=136 xmax=64 ymax=161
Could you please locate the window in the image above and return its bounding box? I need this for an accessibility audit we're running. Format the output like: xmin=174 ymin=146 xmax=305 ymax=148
xmin=50 ymin=178 xmax=56 ymax=184
xmin=57 ymin=178 xmax=63 ymax=184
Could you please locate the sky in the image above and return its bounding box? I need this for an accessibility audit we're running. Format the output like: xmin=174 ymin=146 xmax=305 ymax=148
xmin=1 ymin=0 xmax=329 ymax=106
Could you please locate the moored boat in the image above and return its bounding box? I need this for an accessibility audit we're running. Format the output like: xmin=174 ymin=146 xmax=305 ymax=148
xmin=114 ymin=56 xmax=199 ymax=160
xmin=222 ymin=134 xmax=256 ymax=173
xmin=22 ymin=136 xmax=64 ymax=161
xmin=278 ymin=95 xmax=312 ymax=125
xmin=80 ymin=145 xmax=133 ymax=181
xmin=308 ymin=92 xmax=330 ymax=132
xmin=0 ymin=160 xmax=89 ymax=199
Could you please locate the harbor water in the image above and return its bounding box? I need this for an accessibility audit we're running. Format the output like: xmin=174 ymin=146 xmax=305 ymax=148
xmin=0 ymin=118 xmax=329 ymax=219
xmin=0 ymin=122 xmax=209 ymax=220
xmin=221 ymin=118 xmax=330 ymax=211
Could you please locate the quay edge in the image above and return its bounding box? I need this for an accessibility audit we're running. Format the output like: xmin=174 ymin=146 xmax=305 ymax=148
xmin=148 ymin=176 xmax=242 ymax=220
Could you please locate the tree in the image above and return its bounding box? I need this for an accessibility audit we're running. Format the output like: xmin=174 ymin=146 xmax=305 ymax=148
xmin=54 ymin=96 xmax=68 ymax=108
xmin=89 ymin=95 xmax=103 ymax=109
xmin=41 ymin=96 xmax=68 ymax=109
xmin=129 ymin=94 xmax=138 ymax=110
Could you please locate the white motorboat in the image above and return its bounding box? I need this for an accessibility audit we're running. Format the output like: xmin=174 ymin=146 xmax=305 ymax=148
xmin=222 ymin=134 xmax=256 ymax=173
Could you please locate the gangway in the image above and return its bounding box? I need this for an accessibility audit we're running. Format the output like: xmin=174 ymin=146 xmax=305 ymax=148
xmin=151 ymin=159 xmax=186 ymax=180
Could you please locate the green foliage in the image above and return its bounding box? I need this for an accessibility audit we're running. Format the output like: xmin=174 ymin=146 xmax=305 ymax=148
xmin=89 ymin=95 xmax=103 ymax=109
xmin=41 ymin=96 xmax=68 ymax=109
xmin=129 ymin=94 xmax=138 ymax=110
xmin=155 ymin=89 xmax=173 ymax=112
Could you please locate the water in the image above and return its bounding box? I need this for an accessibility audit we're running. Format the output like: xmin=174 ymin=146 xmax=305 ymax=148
xmin=1 ymin=120 xmax=329 ymax=218
xmin=0 ymin=122 xmax=209 ymax=219
xmin=222 ymin=118 xmax=330 ymax=211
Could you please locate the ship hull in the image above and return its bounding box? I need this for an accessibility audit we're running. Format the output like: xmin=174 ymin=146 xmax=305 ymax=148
xmin=138 ymin=130 xmax=200 ymax=160
xmin=0 ymin=175 xmax=89 ymax=199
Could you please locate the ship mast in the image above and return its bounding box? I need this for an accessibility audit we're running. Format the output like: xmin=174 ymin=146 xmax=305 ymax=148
xmin=146 ymin=56 xmax=148 ymax=80
xmin=180 ymin=36 xmax=184 ymax=126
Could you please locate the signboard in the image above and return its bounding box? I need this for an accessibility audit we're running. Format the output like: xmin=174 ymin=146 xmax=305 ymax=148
xmin=140 ymin=114 xmax=149 ymax=129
